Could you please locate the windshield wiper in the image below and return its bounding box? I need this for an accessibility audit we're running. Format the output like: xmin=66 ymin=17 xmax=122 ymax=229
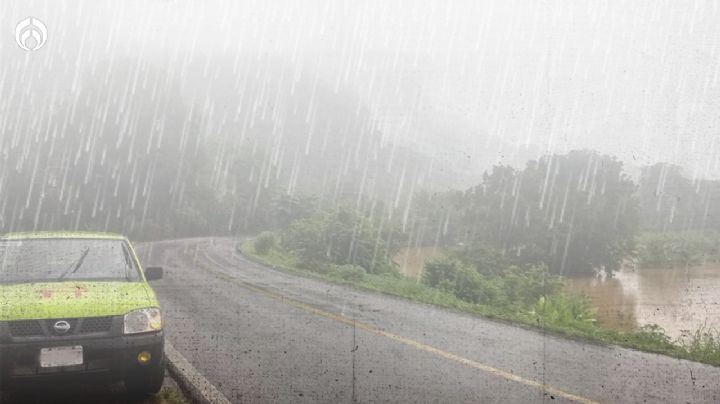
xmin=57 ymin=247 xmax=91 ymax=280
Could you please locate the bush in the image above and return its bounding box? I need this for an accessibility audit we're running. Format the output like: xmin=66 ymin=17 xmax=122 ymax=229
xmin=532 ymin=294 xmax=596 ymax=327
xmin=450 ymin=244 xmax=509 ymax=276
xmin=254 ymin=232 xmax=276 ymax=255
xmin=451 ymin=266 xmax=484 ymax=303
xmin=501 ymin=266 xmax=564 ymax=306
xmin=423 ymin=255 xmax=567 ymax=309
xmin=422 ymin=256 xmax=466 ymax=289
xmin=623 ymin=324 xmax=675 ymax=351
xmin=637 ymin=232 xmax=720 ymax=268
xmin=281 ymin=205 xmax=401 ymax=274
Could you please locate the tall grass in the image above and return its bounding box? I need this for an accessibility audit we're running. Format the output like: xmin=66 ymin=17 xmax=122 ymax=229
xmin=679 ymin=326 xmax=720 ymax=364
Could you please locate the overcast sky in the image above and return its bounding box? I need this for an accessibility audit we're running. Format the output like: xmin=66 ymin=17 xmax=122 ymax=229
xmin=4 ymin=0 xmax=720 ymax=184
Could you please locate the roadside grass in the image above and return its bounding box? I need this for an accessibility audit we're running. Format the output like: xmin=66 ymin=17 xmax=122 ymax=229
xmin=239 ymin=238 xmax=720 ymax=367
xmin=679 ymin=326 xmax=720 ymax=365
xmin=144 ymin=388 xmax=189 ymax=404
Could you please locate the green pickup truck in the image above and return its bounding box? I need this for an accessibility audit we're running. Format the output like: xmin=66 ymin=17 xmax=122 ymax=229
xmin=0 ymin=232 xmax=165 ymax=396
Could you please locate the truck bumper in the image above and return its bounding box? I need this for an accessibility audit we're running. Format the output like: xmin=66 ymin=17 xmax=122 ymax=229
xmin=0 ymin=331 xmax=164 ymax=389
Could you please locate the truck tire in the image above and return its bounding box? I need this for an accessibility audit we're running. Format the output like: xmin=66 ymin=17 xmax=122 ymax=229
xmin=125 ymin=359 xmax=164 ymax=397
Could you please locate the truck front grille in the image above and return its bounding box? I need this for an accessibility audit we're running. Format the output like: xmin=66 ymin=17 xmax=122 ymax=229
xmin=79 ymin=316 xmax=113 ymax=333
xmin=7 ymin=316 xmax=115 ymax=338
xmin=8 ymin=320 xmax=43 ymax=337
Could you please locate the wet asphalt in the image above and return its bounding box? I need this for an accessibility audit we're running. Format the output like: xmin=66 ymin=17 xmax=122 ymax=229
xmin=137 ymin=237 xmax=720 ymax=404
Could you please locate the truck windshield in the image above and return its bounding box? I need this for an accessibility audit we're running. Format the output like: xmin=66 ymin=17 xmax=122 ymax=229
xmin=0 ymin=239 xmax=141 ymax=284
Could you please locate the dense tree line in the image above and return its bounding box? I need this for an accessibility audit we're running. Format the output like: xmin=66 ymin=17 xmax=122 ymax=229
xmin=404 ymin=155 xmax=720 ymax=276
xmin=637 ymin=232 xmax=720 ymax=269
xmin=406 ymin=151 xmax=638 ymax=277
xmin=638 ymin=163 xmax=720 ymax=233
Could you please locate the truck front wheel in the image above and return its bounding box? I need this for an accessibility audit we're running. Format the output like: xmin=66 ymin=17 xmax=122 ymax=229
xmin=125 ymin=359 xmax=164 ymax=397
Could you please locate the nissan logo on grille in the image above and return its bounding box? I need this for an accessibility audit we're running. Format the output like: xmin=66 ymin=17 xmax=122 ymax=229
xmin=53 ymin=320 xmax=71 ymax=334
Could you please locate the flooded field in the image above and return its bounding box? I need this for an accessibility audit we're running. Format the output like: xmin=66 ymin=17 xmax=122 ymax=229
xmin=393 ymin=246 xmax=443 ymax=279
xmin=396 ymin=247 xmax=720 ymax=339
xmin=569 ymin=265 xmax=720 ymax=338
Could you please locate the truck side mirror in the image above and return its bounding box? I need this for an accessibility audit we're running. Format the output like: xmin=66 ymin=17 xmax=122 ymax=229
xmin=145 ymin=266 xmax=163 ymax=281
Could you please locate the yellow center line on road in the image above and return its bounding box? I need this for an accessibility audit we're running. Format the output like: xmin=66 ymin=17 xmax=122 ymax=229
xmin=200 ymin=250 xmax=600 ymax=404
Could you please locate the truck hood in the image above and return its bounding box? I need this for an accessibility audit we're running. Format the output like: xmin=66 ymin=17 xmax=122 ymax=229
xmin=0 ymin=281 xmax=159 ymax=321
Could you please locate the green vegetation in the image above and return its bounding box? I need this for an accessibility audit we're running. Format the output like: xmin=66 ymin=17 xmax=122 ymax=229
xmin=280 ymin=204 xmax=401 ymax=274
xmin=144 ymin=388 xmax=189 ymax=404
xmin=254 ymin=232 xmax=277 ymax=255
xmin=638 ymin=163 xmax=720 ymax=233
xmin=241 ymin=236 xmax=720 ymax=367
xmin=422 ymin=256 xmax=565 ymax=307
xmin=532 ymin=294 xmax=597 ymax=327
xmin=408 ymin=151 xmax=638 ymax=277
xmin=637 ymin=232 xmax=720 ymax=268
xmin=679 ymin=326 xmax=720 ymax=365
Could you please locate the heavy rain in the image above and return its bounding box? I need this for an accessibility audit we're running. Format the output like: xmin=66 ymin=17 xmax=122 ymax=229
xmin=2 ymin=1 xmax=720 ymax=403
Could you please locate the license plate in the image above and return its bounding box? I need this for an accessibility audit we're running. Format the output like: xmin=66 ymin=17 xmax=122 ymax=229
xmin=40 ymin=346 xmax=83 ymax=368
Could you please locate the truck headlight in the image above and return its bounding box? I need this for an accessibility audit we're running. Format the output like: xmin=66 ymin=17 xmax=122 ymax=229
xmin=123 ymin=308 xmax=162 ymax=334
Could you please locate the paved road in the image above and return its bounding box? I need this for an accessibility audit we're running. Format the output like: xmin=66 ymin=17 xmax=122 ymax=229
xmin=137 ymin=237 xmax=720 ymax=403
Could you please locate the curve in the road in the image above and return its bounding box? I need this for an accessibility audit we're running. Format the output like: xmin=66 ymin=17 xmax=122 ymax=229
xmin=139 ymin=238 xmax=720 ymax=404
xmin=201 ymin=250 xmax=598 ymax=404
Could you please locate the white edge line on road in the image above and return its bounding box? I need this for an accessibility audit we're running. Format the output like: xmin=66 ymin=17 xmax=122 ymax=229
xmin=165 ymin=340 xmax=232 ymax=404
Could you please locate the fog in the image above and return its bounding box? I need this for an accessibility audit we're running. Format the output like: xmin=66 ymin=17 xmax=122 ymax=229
xmin=4 ymin=1 xmax=720 ymax=402
xmin=3 ymin=1 xmax=720 ymax=258
xmin=5 ymin=1 xmax=720 ymax=186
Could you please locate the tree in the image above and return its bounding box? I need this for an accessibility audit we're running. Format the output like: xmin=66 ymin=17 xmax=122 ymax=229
xmin=281 ymin=204 xmax=401 ymax=274
xmin=254 ymin=232 xmax=277 ymax=255
xmin=432 ymin=151 xmax=638 ymax=277
xmin=637 ymin=163 xmax=720 ymax=233
xmin=422 ymin=256 xmax=466 ymax=290
xmin=449 ymin=244 xmax=509 ymax=276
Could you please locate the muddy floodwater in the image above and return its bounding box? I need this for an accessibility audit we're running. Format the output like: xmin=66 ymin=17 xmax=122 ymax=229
xmin=396 ymin=247 xmax=720 ymax=339
xmin=568 ymin=265 xmax=720 ymax=338
xmin=394 ymin=246 xmax=443 ymax=279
